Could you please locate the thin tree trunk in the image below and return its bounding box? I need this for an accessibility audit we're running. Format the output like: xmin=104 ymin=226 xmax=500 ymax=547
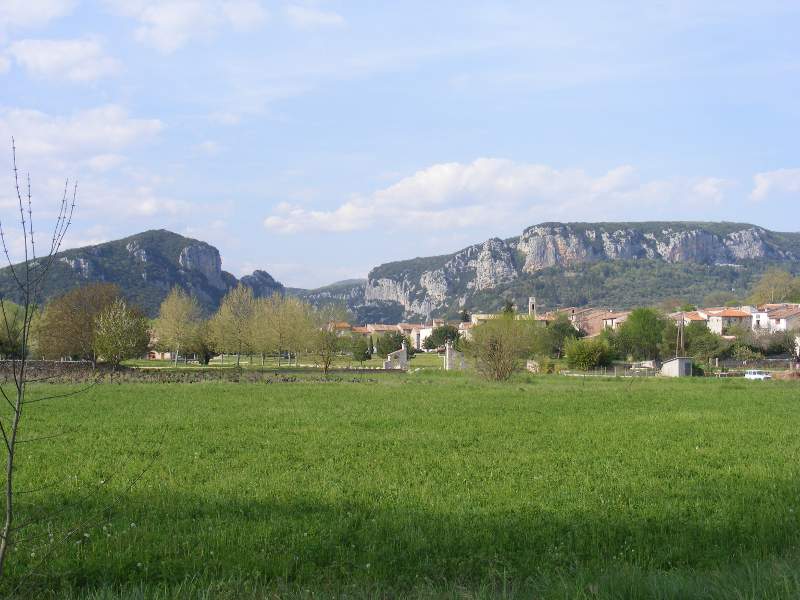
xmin=0 ymin=382 xmax=23 ymax=576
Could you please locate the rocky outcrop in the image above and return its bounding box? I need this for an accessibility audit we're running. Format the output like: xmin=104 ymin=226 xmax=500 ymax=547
xmin=360 ymin=222 xmax=799 ymax=318
xmin=240 ymin=269 xmax=285 ymax=298
xmin=178 ymin=244 xmax=225 ymax=290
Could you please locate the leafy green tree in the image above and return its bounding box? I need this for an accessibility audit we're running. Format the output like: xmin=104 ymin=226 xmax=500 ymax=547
xmin=351 ymin=337 xmax=371 ymax=365
xmin=422 ymin=325 xmax=460 ymax=350
xmin=749 ymin=269 xmax=799 ymax=304
xmin=36 ymin=283 xmax=121 ymax=365
xmin=0 ymin=301 xmax=26 ymax=358
xmin=459 ymin=309 xmax=471 ymax=323
xmin=375 ymin=332 xmax=412 ymax=358
xmin=93 ymin=299 xmax=150 ymax=368
xmin=154 ymin=286 xmax=202 ymax=366
xmin=191 ymin=320 xmax=217 ymax=365
xmin=501 ymin=299 xmax=515 ymax=315
xmin=684 ymin=322 xmax=727 ymax=363
xmin=565 ymin=337 xmax=614 ymax=371
xmin=702 ymin=290 xmax=738 ymax=307
xmin=537 ymin=314 xmax=580 ymax=359
xmin=209 ymin=285 xmax=255 ymax=367
xmin=615 ymin=308 xmax=666 ymax=360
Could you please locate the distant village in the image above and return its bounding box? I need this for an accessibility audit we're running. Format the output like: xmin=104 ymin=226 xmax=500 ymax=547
xmin=325 ymin=297 xmax=800 ymax=353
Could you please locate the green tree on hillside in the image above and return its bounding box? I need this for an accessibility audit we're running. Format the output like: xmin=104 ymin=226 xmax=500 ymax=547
xmin=749 ymin=269 xmax=800 ymax=304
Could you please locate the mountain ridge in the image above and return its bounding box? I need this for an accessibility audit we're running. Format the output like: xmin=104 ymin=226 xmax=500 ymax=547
xmin=0 ymin=222 xmax=797 ymax=321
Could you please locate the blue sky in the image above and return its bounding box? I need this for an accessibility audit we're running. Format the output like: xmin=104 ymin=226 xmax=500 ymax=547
xmin=1 ymin=1 xmax=799 ymax=287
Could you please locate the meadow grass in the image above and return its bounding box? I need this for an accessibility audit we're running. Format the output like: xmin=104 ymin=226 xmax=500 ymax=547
xmin=3 ymin=374 xmax=800 ymax=598
xmin=124 ymin=351 xmax=444 ymax=370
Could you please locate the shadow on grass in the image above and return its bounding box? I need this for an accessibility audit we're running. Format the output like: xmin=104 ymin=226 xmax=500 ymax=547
xmin=7 ymin=476 xmax=800 ymax=599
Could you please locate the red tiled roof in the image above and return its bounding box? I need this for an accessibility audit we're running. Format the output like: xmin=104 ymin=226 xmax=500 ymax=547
xmin=769 ymin=307 xmax=800 ymax=319
xmin=715 ymin=309 xmax=751 ymax=318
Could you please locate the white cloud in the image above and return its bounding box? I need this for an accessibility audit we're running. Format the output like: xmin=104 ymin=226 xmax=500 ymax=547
xmin=0 ymin=0 xmax=75 ymax=29
xmin=104 ymin=0 xmax=268 ymax=53
xmin=0 ymin=54 xmax=9 ymax=73
xmin=750 ymin=168 xmax=800 ymax=201
xmin=9 ymin=38 xmax=120 ymax=82
xmin=0 ymin=105 xmax=162 ymax=159
xmin=286 ymin=5 xmax=345 ymax=30
xmin=264 ymin=159 xmax=735 ymax=234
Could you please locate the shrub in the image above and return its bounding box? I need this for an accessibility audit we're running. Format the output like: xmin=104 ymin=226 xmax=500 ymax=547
xmin=466 ymin=316 xmax=538 ymax=381
xmin=565 ymin=337 xmax=614 ymax=371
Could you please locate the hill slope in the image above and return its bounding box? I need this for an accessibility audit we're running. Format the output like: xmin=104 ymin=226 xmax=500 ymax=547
xmin=0 ymin=230 xmax=284 ymax=316
xmin=353 ymin=221 xmax=800 ymax=320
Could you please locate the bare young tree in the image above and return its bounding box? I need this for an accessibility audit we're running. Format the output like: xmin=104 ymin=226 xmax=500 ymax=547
xmin=0 ymin=139 xmax=75 ymax=576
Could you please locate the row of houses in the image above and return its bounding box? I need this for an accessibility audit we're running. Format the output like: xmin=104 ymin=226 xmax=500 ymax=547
xmin=670 ymin=304 xmax=800 ymax=335
xmin=332 ymin=298 xmax=800 ymax=353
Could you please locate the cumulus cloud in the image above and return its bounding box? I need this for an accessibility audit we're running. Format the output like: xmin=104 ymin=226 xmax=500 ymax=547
xmin=264 ymin=159 xmax=734 ymax=234
xmin=0 ymin=105 xmax=162 ymax=160
xmin=8 ymin=38 xmax=120 ymax=81
xmin=286 ymin=5 xmax=345 ymax=30
xmin=0 ymin=105 xmax=167 ymax=224
xmin=0 ymin=0 xmax=75 ymax=29
xmin=750 ymin=168 xmax=800 ymax=201
xmin=104 ymin=0 xmax=268 ymax=53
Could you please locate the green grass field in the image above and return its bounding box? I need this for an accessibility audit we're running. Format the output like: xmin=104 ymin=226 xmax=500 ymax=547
xmin=5 ymin=374 xmax=800 ymax=598
xmin=124 ymin=351 xmax=445 ymax=370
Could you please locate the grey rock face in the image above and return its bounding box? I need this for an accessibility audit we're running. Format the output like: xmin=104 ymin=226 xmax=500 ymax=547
xmin=362 ymin=222 xmax=798 ymax=319
xmin=178 ymin=244 xmax=225 ymax=290
xmin=126 ymin=241 xmax=148 ymax=263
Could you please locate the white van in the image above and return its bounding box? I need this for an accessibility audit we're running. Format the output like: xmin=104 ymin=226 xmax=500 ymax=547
xmin=744 ymin=370 xmax=772 ymax=380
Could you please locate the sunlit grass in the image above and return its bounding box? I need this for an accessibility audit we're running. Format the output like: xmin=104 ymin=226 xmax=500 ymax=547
xmin=4 ymin=375 xmax=800 ymax=598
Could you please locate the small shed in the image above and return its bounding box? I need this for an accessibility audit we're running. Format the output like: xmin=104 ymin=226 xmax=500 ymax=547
xmin=661 ymin=357 xmax=693 ymax=377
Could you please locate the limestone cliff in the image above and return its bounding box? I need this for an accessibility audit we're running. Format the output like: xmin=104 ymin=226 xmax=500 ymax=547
xmin=361 ymin=222 xmax=800 ymax=319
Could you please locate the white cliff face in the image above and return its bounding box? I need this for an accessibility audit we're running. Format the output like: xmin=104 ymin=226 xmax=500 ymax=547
xmin=59 ymin=256 xmax=92 ymax=278
xmin=178 ymin=244 xmax=226 ymax=290
xmin=362 ymin=223 xmax=796 ymax=319
xmin=724 ymin=228 xmax=769 ymax=260
xmin=649 ymin=229 xmax=725 ymax=263
xmin=472 ymin=238 xmax=518 ymax=291
xmin=516 ymin=225 xmax=599 ymax=272
xmin=365 ymin=238 xmax=518 ymax=316
xmin=364 ymin=277 xmax=433 ymax=315
xmin=126 ymin=241 xmax=148 ymax=263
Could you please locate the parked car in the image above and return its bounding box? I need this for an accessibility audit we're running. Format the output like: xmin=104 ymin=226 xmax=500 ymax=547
xmin=744 ymin=370 xmax=772 ymax=380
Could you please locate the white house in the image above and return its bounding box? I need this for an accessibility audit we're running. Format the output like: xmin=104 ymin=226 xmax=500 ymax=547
xmin=767 ymin=306 xmax=800 ymax=333
xmin=707 ymin=309 xmax=751 ymax=335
